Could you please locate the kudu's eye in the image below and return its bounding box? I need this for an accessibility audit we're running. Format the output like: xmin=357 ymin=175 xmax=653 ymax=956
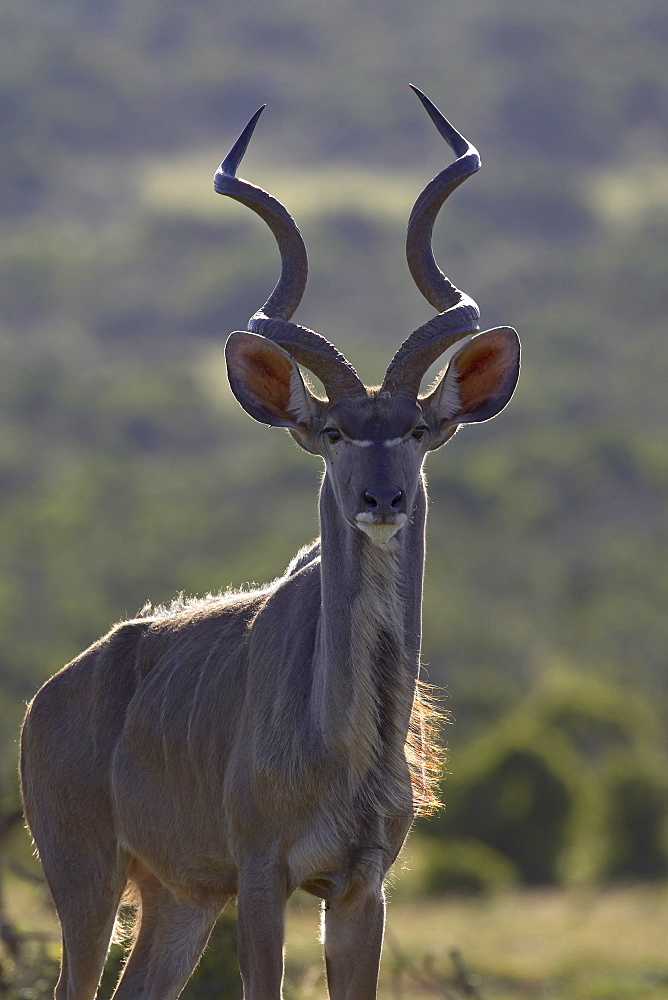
xmin=411 ymin=425 xmax=429 ymax=441
xmin=323 ymin=427 xmax=342 ymax=443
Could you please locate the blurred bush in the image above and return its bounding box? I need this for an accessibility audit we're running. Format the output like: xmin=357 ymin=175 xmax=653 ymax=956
xmin=402 ymin=835 xmax=518 ymax=896
xmin=185 ymin=911 xmax=241 ymax=1000
xmin=418 ymin=666 xmax=668 ymax=889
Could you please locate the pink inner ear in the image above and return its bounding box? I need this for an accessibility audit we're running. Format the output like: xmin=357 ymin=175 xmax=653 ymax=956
xmin=454 ymin=330 xmax=516 ymax=414
xmin=236 ymin=344 xmax=294 ymax=418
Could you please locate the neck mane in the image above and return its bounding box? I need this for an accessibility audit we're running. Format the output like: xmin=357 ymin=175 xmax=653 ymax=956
xmin=310 ymin=472 xmax=439 ymax=815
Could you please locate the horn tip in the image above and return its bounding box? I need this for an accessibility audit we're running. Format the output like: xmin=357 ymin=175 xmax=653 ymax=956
xmin=216 ymin=104 xmax=268 ymax=183
xmin=409 ymin=85 xmax=470 ymax=160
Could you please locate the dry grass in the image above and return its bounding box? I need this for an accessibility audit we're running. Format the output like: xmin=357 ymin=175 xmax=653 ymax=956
xmin=5 ymin=870 xmax=668 ymax=999
xmin=139 ymin=146 xmax=668 ymax=237
xmin=139 ymin=148 xmax=420 ymax=223
xmin=586 ymin=162 xmax=668 ymax=228
xmin=284 ymin=886 xmax=668 ymax=1000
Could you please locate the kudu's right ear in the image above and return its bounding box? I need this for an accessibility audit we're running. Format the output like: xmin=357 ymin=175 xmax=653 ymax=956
xmin=225 ymin=331 xmax=317 ymax=434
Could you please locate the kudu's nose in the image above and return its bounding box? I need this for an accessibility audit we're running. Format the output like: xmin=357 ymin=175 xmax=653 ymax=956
xmin=362 ymin=488 xmax=404 ymax=518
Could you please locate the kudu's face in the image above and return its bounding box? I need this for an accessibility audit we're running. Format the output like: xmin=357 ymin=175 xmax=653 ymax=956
xmin=226 ymin=327 xmax=519 ymax=546
xmin=319 ymin=393 xmax=426 ymax=545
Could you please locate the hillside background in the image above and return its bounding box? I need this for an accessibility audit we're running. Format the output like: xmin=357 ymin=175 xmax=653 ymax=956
xmin=1 ymin=0 xmax=668 ymax=927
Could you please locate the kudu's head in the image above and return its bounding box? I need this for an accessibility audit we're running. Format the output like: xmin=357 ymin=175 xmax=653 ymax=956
xmin=218 ymin=88 xmax=520 ymax=546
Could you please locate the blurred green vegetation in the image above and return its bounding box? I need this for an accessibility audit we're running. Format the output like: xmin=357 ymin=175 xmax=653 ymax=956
xmin=418 ymin=666 xmax=668 ymax=890
xmin=1 ymin=0 xmax=668 ymax=940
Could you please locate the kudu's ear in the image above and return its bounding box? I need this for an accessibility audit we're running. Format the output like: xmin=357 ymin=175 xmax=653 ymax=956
xmin=423 ymin=327 xmax=520 ymax=449
xmin=225 ymin=331 xmax=316 ymax=434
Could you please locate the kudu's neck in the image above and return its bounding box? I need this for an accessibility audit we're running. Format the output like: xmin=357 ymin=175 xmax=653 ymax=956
xmin=311 ymin=473 xmax=427 ymax=773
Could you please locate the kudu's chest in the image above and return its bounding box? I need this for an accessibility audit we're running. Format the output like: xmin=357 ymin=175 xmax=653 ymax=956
xmin=235 ymin=567 xmax=416 ymax=899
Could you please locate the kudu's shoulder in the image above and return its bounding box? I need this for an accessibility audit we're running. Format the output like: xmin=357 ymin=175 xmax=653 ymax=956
xmin=24 ymin=590 xmax=261 ymax=716
xmin=24 ymin=548 xmax=323 ymax=749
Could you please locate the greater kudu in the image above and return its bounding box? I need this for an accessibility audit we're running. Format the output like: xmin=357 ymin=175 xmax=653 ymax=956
xmin=20 ymin=87 xmax=520 ymax=1000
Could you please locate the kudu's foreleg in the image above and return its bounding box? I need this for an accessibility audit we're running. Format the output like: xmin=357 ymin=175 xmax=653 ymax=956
xmin=323 ymin=891 xmax=385 ymax=1000
xmin=236 ymin=862 xmax=287 ymax=1000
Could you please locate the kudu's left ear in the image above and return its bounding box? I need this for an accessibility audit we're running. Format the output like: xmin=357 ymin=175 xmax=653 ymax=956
xmin=225 ymin=331 xmax=316 ymax=433
xmin=423 ymin=327 xmax=520 ymax=449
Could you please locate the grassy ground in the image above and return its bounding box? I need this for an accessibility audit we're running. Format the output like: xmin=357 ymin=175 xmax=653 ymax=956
xmin=284 ymin=886 xmax=668 ymax=1000
xmin=5 ymin=871 xmax=668 ymax=999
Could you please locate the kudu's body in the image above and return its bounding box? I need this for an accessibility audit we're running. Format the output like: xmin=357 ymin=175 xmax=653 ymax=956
xmin=20 ymin=88 xmax=520 ymax=1000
